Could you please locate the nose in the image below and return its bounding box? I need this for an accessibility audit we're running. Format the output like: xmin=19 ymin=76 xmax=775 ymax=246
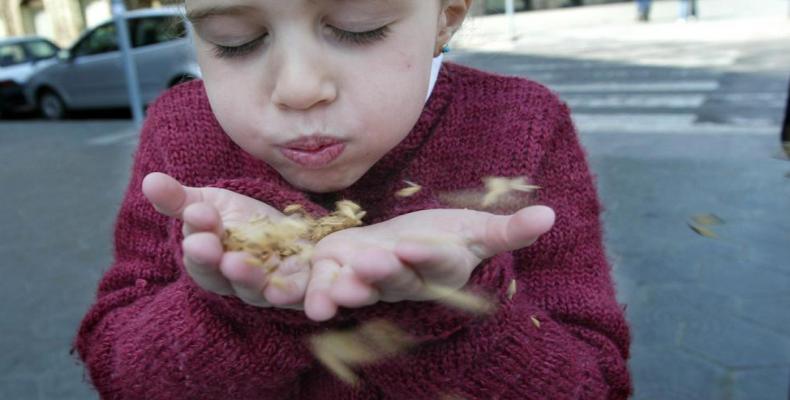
xmin=270 ymin=42 xmax=338 ymax=111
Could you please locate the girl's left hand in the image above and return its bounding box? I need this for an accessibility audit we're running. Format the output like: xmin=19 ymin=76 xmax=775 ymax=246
xmin=303 ymin=206 xmax=556 ymax=321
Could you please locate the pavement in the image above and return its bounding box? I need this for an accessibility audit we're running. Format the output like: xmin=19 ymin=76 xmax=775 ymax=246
xmin=450 ymin=0 xmax=790 ymax=399
xmin=1 ymin=0 xmax=789 ymax=399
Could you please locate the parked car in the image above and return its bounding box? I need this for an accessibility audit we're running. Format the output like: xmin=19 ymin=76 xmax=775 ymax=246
xmin=25 ymin=7 xmax=201 ymax=120
xmin=0 ymin=36 xmax=60 ymax=117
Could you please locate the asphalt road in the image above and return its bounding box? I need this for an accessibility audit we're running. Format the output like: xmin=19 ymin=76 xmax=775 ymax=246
xmin=1 ymin=9 xmax=789 ymax=400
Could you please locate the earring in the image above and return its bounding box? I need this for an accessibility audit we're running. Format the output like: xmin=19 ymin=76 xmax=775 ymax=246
xmin=441 ymin=44 xmax=451 ymax=53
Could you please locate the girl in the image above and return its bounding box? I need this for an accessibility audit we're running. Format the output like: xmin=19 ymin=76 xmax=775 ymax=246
xmin=75 ymin=0 xmax=631 ymax=398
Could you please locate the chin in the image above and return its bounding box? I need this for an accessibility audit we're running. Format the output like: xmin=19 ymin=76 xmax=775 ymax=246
xmin=285 ymin=171 xmax=361 ymax=194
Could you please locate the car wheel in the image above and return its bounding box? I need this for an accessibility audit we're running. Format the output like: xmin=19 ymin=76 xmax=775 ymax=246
xmin=39 ymin=90 xmax=66 ymax=120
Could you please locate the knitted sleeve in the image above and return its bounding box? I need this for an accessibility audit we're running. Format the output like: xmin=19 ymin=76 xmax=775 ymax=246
xmin=74 ymin=107 xmax=317 ymax=400
xmin=348 ymin=101 xmax=632 ymax=399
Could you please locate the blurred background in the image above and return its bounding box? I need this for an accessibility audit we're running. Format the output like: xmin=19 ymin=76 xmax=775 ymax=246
xmin=1 ymin=0 xmax=789 ymax=398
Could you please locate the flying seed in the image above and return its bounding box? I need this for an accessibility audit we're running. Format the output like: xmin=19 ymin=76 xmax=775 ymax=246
xmin=396 ymin=181 xmax=422 ymax=197
xmin=507 ymin=279 xmax=517 ymax=300
xmin=482 ymin=177 xmax=541 ymax=207
xmin=691 ymin=214 xmax=724 ymax=226
xmin=423 ymin=284 xmax=495 ymax=315
xmin=309 ymin=320 xmax=416 ymax=385
xmin=688 ymin=223 xmax=718 ymax=239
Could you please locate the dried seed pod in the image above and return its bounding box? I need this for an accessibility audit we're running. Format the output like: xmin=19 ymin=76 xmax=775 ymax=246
xmin=396 ymin=180 xmax=422 ymax=198
xmin=222 ymin=200 xmax=366 ymax=268
xmin=310 ymin=200 xmax=366 ymax=241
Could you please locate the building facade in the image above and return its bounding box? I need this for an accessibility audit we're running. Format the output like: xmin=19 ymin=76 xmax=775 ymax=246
xmin=0 ymin=0 xmax=162 ymax=47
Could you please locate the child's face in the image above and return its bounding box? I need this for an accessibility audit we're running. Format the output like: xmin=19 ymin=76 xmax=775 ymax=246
xmin=186 ymin=0 xmax=448 ymax=193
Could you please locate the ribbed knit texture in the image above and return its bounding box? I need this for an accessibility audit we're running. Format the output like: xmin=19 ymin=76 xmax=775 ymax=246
xmin=75 ymin=62 xmax=631 ymax=399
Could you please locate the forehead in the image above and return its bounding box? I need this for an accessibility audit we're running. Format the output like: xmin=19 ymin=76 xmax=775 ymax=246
xmin=186 ymin=0 xmax=404 ymax=21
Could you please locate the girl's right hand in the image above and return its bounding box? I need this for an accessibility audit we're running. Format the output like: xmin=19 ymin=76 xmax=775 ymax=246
xmin=141 ymin=172 xmax=310 ymax=309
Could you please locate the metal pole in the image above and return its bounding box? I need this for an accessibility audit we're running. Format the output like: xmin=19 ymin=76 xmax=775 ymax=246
xmin=505 ymin=0 xmax=516 ymax=41
xmin=111 ymin=0 xmax=144 ymax=127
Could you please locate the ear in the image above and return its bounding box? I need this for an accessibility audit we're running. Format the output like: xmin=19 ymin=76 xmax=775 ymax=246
xmin=435 ymin=0 xmax=472 ymax=56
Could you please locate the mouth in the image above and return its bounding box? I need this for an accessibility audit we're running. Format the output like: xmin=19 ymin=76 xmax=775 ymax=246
xmin=278 ymin=136 xmax=346 ymax=169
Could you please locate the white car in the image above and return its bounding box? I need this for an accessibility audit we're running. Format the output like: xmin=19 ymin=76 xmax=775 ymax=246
xmin=0 ymin=36 xmax=60 ymax=117
xmin=25 ymin=7 xmax=201 ymax=120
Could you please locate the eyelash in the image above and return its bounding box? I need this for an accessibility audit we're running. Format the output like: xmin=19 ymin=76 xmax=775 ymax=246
xmin=212 ymin=25 xmax=390 ymax=59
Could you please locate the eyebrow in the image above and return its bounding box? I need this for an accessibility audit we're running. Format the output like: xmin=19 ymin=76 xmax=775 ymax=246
xmin=186 ymin=0 xmax=394 ymax=23
xmin=185 ymin=5 xmax=258 ymax=24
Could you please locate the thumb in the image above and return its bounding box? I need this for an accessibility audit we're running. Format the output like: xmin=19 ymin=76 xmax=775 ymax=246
xmin=141 ymin=172 xmax=204 ymax=219
xmin=470 ymin=205 xmax=555 ymax=259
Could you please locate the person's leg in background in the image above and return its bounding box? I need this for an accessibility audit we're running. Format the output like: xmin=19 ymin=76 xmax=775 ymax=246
xmin=636 ymin=0 xmax=652 ymax=21
xmin=782 ymin=75 xmax=790 ymax=157
xmin=678 ymin=0 xmax=690 ymax=21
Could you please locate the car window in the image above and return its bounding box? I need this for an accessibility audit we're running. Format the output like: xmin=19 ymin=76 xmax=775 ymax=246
xmin=73 ymin=23 xmax=119 ymax=57
xmin=25 ymin=40 xmax=58 ymax=60
xmin=0 ymin=43 xmax=28 ymax=67
xmin=131 ymin=16 xmax=187 ymax=48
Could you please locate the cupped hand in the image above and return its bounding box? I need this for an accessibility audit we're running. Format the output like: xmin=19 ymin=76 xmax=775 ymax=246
xmin=141 ymin=172 xmax=310 ymax=309
xmin=303 ymin=206 xmax=556 ymax=321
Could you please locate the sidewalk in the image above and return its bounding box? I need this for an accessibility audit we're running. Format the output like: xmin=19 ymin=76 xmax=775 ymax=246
xmin=452 ymin=0 xmax=790 ymax=69
xmin=449 ymin=1 xmax=790 ymax=399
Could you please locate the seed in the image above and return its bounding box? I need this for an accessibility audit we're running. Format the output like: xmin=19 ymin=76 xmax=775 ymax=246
xmin=423 ymin=284 xmax=495 ymax=315
xmin=309 ymin=319 xmax=416 ymax=385
xmin=688 ymin=222 xmax=718 ymax=238
xmin=530 ymin=315 xmax=541 ymax=328
xmin=691 ymin=214 xmax=724 ymax=226
xmin=396 ymin=180 xmax=422 ymax=197
xmin=507 ymin=279 xmax=517 ymax=300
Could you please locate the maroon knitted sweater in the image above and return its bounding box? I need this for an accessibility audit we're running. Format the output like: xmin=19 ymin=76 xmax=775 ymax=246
xmin=75 ymin=62 xmax=631 ymax=399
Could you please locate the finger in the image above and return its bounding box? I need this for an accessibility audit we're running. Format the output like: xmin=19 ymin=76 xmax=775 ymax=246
xmin=220 ymin=252 xmax=272 ymax=307
xmin=394 ymin=239 xmax=469 ymax=288
xmin=470 ymin=205 xmax=556 ymax=259
xmin=142 ymin=172 xmax=204 ymax=220
xmin=183 ymin=202 xmax=224 ymax=236
xmin=350 ymin=248 xmax=423 ymax=302
xmin=304 ymin=259 xmax=341 ymax=321
xmin=182 ymin=232 xmax=233 ymax=295
xmin=328 ymin=266 xmax=380 ymax=308
xmin=262 ymin=256 xmax=310 ymax=307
